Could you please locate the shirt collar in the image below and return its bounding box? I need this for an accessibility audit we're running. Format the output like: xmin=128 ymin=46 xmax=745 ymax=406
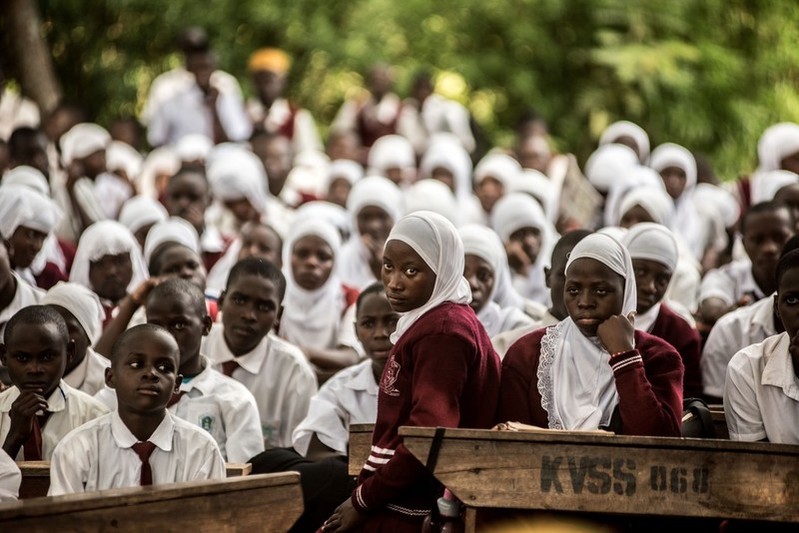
xmin=208 ymin=323 xmax=270 ymax=375
xmin=344 ymin=360 xmax=379 ymax=395
xmin=46 ymin=380 xmax=69 ymax=413
xmin=179 ymin=355 xmax=215 ymax=395
xmin=752 ymin=293 xmax=777 ymax=333
xmin=111 ymin=410 xmax=175 ymax=451
xmin=761 ymin=332 xmax=799 ymax=400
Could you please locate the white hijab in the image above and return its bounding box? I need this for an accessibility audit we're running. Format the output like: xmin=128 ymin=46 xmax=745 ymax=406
xmin=584 ymin=144 xmax=640 ymax=194
xmin=604 ymin=166 xmax=665 ymax=228
xmin=207 ymin=146 xmax=270 ymax=216
xmin=118 ymin=195 xmax=169 ymax=235
xmin=419 ymin=137 xmax=475 ymax=210
xmin=617 ymin=186 xmax=676 ymax=227
xmin=142 ymin=217 xmax=201 ymax=266
xmin=41 ymin=282 xmax=105 ymax=346
xmin=386 ymin=211 xmax=472 ymax=343
xmin=508 ymin=169 xmax=558 ymax=223
xmin=367 ymin=134 xmax=416 ymax=185
xmin=598 ymin=120 xmax=650 ymax=163
xmin=280 ymin=219 xmax=344 ymax=349
xmin=404 ymin=179 xmax=459 ymax=226
xmin=621 ymin=223 xmax=679 ymax=332
xmin=540 ymin=233 xmax=637 ymax=430
xmin=751 ymin=122 xmax=799 ymax=204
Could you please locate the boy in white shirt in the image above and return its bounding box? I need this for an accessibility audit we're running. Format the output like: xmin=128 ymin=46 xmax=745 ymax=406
xmin=49 ymin=324 xmax=225 ymax=495
xmin=0 ymin=305 xmax=108 ymax=460
xmin=202 ymin=257 xmax=317 ymax=448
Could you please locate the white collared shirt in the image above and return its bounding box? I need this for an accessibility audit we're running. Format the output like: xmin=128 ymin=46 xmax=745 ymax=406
xmin=94 ymin=356 xmax=263 ymax=463
xmin=202 ymin=325 xmax=318 ymax=448
xmin=0 ymin=449 xmax=20 ymax=502
xmin=292 ymin=359 xmax=378 ymax=456
xmin=64 ymin=348 xmax=110 ymax=396
xmin=724 ymin=332 xmax=799 ymax=443
xmin=48 ymin=410 xmax=225 ymax=495
xmin=701 ymin=294 xmax=777 ymax=398
xmin=0 ymin=380 xmax=109 ymax=460
xmin=700 ymin=258 xmax=763 ymax=308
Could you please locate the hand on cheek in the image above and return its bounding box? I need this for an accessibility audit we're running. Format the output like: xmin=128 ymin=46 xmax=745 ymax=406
xmin=597 ymin=312 xmax=636 ymax=355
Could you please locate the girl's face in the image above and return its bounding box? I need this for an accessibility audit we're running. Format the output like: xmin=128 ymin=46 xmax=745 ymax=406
xmin=619 ymin=204 xmax=655 ymax=229
xmin=464 ymin=254 xmax=495 ymax=313
xmin=660 ymin=166 xmax=687 ymax=200
xmin=431 ymin=166 xmax=456 ymax=193
xmin=7 ymin=225 xmax=47 ymax=269
xmin=357 ymin=206 xmax=393 ymax=242
xmin=89 ymin=252 xmax=133 ymax=303
xmin=509 ymin=226 xmax=543 ymax=264
xmin=327 ymin=177 xmax=352 ymax=208
xmin=224 ymin=198 xmax=260 ymax=225
xmin=564 ymin=257 xmax=625 ymax=337
xmin=382 ymin=240 xmax=436 ymax=313
xmin=291 ymin=235 xmax=334 ymax=291
xmin=355 ymin=291 xmax=400 ymax=377
xmin=632 ymin=258 xmax=672 ymax=315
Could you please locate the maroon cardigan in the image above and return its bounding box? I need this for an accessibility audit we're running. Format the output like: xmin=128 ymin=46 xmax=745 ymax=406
xmin=498 ymin=327 xmax=684 ymax=437
xmin=650 ymin=304 xmax=703 ymax=399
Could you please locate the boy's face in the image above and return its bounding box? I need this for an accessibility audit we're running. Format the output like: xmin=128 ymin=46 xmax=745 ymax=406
xmin=89 ymin=252 xmax=133 ymax=303
xmin=0 ymin=322 xmax=73 ymax=398
xmin=165 ymin=172 xmax=210 ymax=233
xmin=156 ymin=246 xmax=207 ymax=290
xmin=743 ymin=209 xmax=793 ymax=284
xmin=106 ymin=331 xmax=181 ymax=414
xmin=49 ymin=306 xmax=90 ymax=375
xmin=220 ymin=274 xmax=280 ymax=356
xmin=146 ymin=295 xmax=211 ymax=370
xmin=355 ymin=292 xmax=398 ymax=376
xmin=632 ymin=258 xmax=672 ymax=315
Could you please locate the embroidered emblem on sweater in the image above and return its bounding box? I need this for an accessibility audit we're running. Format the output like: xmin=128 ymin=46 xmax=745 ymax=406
xmin=380 ymin=356 xmax=401 ymax=397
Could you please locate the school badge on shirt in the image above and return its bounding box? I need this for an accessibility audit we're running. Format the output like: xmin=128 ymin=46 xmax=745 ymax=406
xmin=380 ymin=356 xmax=401 ymax=397
xmin=199 ymin=415 xmax=215 ymax=432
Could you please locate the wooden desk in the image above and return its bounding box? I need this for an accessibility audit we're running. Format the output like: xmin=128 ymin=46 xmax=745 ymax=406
xmin=17 ymin=462 xmax=253 ymax=499
xmin=0 ymin=472 xmax=303 ymax=532
xmin=348 ymin=423 xmax=374 ymax=476
xmin=399 ymin=426 xmax=799 ymax=529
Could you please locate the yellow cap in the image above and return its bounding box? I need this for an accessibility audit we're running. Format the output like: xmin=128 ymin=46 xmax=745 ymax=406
xmin=248 ymin=48 xmax=291 ymax=74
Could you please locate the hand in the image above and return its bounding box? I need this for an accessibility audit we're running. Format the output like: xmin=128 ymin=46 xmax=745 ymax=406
xmin=131 ymin=277 xmax=163 ymax=306
xmin=5 ymin=390 xmax=48 ymax=448
xmin=596 ymin=312 xmax=636 ymax=355
xmin=203 ymin=87 xmax=220 ymax=108
xmin=322 ymin=498 xmax=365 ymax=532
xmin=66 ymin=161 xmax=85 ymax=190
xmin=505 ymin=240 xmax=532 ymax=275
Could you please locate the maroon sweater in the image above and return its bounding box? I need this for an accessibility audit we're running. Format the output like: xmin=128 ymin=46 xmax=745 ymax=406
xmin=498 ymin=328 xmax=683 ymax=437
xmin=352 ymin=302 xmax=501 ymax=519
xmin=649 ymin=304 xmax=703 ymax=399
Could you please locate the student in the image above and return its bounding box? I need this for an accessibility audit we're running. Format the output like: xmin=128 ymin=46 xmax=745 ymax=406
xmin=202 ymin=257 xmax=317 ymax=448
xmin=621 ymin=223 xmax=703 ymax=398
xmin=0 ymin=449 xmax=20 ymax=502
xmin=491 ymin=230 xmax=591 ymax=357
xmin=118 ymin=195 xmax=169 ymax=250
xmin=324 ymin=159 xmax=364 ymax=209
xmin=366 ymin=134 xmax=417 ymax=188
xmin=324 ymin=211 xmax=501 ymax=532
xmin=292 ymin=282 xmax=398 ymax=458
xmin=459 ymin=224 xmax=535 ymax=337
xmin=472 ymin=152 xmax=522 ymax=218
xmin=42 ymin=282 xmax=109 ymax=395
xmin=724 ymin=247 xmax=799 ymax=443
xmin=598 ymin=120 xmax=650 ymax=163
xmin=279 ymin=219 xmax=360 ymax=376
xmin=699 ymin=201 xmax=794 ymax=325
xmin=0 ymin=306 xmax=108 ymax=460
xmin=48 ymin=324 xmax=226 ymax=495
xmin=497 ymin=233 xmax=684 ymax=437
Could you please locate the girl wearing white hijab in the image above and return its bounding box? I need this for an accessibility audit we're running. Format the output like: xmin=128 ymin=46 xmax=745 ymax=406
xmin=337 ymin=176 xmax=404 ymax=289
xmin=459 ymin=225 xmax=535 ymax=337
xmin=279 ymin=219 xmax=360 ymax=374
xmin=324 ymin=159 xmax=364 ymax=208
xmin=473 ymin=152 xmax=522 ymax=218
xmin=418 ymin=136 xmax=483 ymax=224
xmin=749 ymin=122 xmax=799 ymax=205
xmin=622 ymin=223 xmax=703 ymax=397
xmin=325 ymin=211 xmax=500 ymax=531
xmin=118 ymin=195 xmax=169 ymax=249
xmin=498 ymin=233 xmax=683 ymax=436
xmin=366 ymin=134 xmax=416 ymax=188
xmin=490 ymin=192 xmax=559 ymax=306
xmin=403 ymin=179 xmax=459 ymax=226
xmin=598 ymin=120 xmax=650 ymax=163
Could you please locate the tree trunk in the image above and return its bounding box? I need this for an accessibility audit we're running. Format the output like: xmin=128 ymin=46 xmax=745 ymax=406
xmin=3 ymin=0 xmax=62 ymax=115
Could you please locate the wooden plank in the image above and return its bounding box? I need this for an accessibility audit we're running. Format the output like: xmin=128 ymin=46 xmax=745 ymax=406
xmin=348 ymin=423 xmax=374 ymax=476
xmin=0 ymin=472 xmax=303 ymax=532
xmin=710 ymin=408 xmax=729 ymax=440
xmin=399 ymin=427 xmax=799 ymax=523
xmin=17 ymin=462 xmax=254 ymax=499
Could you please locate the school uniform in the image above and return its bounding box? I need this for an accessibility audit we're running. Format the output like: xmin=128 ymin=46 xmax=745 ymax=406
xmin=246 ymin=97 xmax=323 ymax=154
xmin=0 ymin=449 xmax=20 ymax=502
xmin=64 ymin=348 xmax=111 ymax=396
xmin=724 ymin=333 xmax=799 ymax=443
xmin=700 ymin=258 xmax=764 ymax=309
xmin=202 ymin=324 xmax=318 ymax=448
xmin=48 ymin=410 xmax=226 ymax=495
xmin=647 ymin=304 xmax=704 ymax=399
xmin=0 ymin=380 xmax=109 ymax=460
xmin=292 ymin=359 xmax=378 ymax=456
xmin=94 ymin=356 xmax=263 ymax=463
xmin=701 ymin=295 xmax=777 ymax=399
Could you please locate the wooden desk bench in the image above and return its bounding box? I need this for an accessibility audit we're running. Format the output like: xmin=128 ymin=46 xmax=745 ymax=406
xmin=348 ymin=423 xmax=374 ymax=476
xmin=399 ymin=426 xmax=799 ymax=531
xmin=0 ymin=472 xmax=302 ymax=532
xmin=17 ymin=462 xmax=252 ymax=499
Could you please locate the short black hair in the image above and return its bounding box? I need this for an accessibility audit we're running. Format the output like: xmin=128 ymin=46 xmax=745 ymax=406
xmin=356 ymin=282 xmax=385 ymax=314
xmin=146 ymin=278 xmax=207 ymax=316
xmin=226 ymin=257 xmax=286 ymax=301
xmin=8 ymin=127 xmax=46 ymax=160
xmin=111 ymin=323 xmax=178 ymax=363
xmin=4 ymin=305 xmax=68 ymax=346
xmin=550 ymin=229 xmax=593 ymax=269
xmin=148 ymin=242 xmax=199 ymax=277
xmin=741 ymin=201 xmax=792 ymax=235
xmin=776 ymin=248 xmax=799 ymax=289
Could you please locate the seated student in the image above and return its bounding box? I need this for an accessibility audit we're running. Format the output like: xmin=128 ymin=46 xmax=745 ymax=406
xmin=48 ymin=324 xmax=226 ymax=495
xmin=497 ymin=233 xmax=684 ymax=437
xmin=292 ymin=282 xmax=398 ymax=459
xmin=202 ymin=257 xmax=317 ymax=448
xmin=724 ymin=248 xmax=799 ymax=444
xmin=42 ymin=282 xmax=109 ymax=395
xmin=324 ymin=211 xmax=501 ymax=532
xmin=69 ymin=220 xmax=149 ymax=328
xmin=701 ymin=236 xmax=799 ymax=402
xmin=699 ymin=201 xmax=794 ymax=326
xmin=459 ymin=224 xmax=535 ymax=337
xmin=118 ymin=195 xmax=169 ymax=250
xmin=491 ymin=230 xmax=591 ymax=357
xmin=621 ymin=223 xmax=703 ymax=398
xmin=279 ymin=219 xmax=360 ymax=377
xmin=0 ymin=306 xmax=108 ymax=460
xmin=0 ymin=448 xmax=20 ymax=502
xmin=95 ymin=279 xmax=264 ymax=463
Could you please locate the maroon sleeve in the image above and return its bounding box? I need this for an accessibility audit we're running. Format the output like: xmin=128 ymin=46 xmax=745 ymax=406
xmin=610 ymin=333 xmax=684 ymax=437
xmin=352 ymin=334 xmax=472 ymax=512
xmin=675 ymin=324 xmax=703 ymax=399
xmin=497 ymin=334 xmax=542 ymax=425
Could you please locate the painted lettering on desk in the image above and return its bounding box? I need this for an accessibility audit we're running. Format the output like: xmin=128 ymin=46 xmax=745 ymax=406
xmin=541 ymin=456 xmax=636 ymax=495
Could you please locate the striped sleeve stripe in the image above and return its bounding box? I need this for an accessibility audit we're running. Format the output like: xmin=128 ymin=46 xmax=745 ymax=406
xmin=611 ymin=355 xmax=643 ymax=373
xmin=362 ymin=463 xmax=376 ymax=472
xmin=366 ymin=455 xmax=391 ymax=464
xmin=370 ymin=445 xmax=396 ymax=455
xmin=355 ymin=485 xmax=369 ymax=509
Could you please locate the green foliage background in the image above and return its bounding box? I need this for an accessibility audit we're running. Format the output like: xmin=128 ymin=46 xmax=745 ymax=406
xmin=34 ymin=0 xmax=799 ymax=180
